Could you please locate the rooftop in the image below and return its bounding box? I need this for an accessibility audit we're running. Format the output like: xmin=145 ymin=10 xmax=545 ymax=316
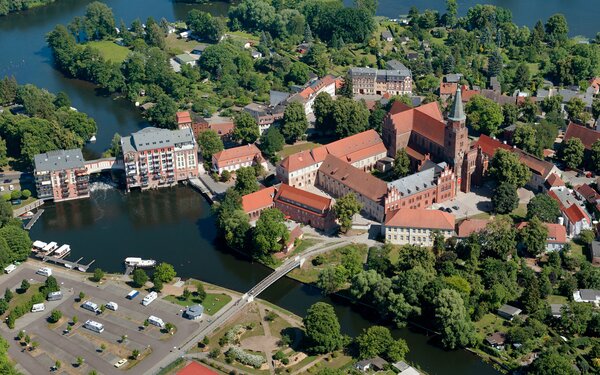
xmin=212 ymin=144 xmax=264 ymax=167
xmin=388 ymin=162 xmax=447 ymax=197
xmin=498 ymin=304 xmax=522 ymax=317
xmin=564 ymin=122 xmax=600 ymax=150
xmin=485 ymin=332 xmax=507 ymax=346
xmin=516 ymin=222 xmax=567 ymax=244
xmin=457 ymin=219 xmax=490 ymax=238
xmin=184 ymin=304 xmax=204 ymax=317
xmin=385 ymin=208 xmax=455 ymax=230
xmin=34 ymin=149 xmax=85 ymax=172
xmin=275 ymin=183 xmax=332 ymax=214
xmin=242 ymin=187 xmax=276 ymax=214
xmin=121 ymin=127 xmax=195 ymax=154
xmin=386 ymin=101 xmax=446 ymax=146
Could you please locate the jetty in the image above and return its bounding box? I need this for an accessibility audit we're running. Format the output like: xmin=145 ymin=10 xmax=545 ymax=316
xmin=188 ymin=177 xmax=213 ymax=201
xmin=42 ymin=255 xmax=95 ymax=272
xmin=23 ymin=209 xmax=45 ymax=230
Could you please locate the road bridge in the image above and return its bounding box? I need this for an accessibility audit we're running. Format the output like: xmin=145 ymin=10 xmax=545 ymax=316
xmin=84 ymin=157 xmax=124 ymax=174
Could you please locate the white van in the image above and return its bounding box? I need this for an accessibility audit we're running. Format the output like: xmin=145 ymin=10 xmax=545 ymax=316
xmin=142 ymin=291 xmax=157 ymax=306
xmin=31 ymin=303 xmax=45 ymax=312
xmin=36 ymin=267 xmax=52 ymax=277
xmin=3 ymin=264 xmax=16 ymax=274
xmin=148 ymin=315 xmax=165 ymax=328
xmin=105 ymin=302 xmax=118 ymax=311
xmin=83 ymin=320 xmax=104 ymax=333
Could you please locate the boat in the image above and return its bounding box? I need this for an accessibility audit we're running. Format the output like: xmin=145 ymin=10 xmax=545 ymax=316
xmin=89 ymin=135 xmax=96 ymax=143
xmin=42 ymin=242 xmax=58 ymax=256
xmin=20 ymin=211 xmax=34 ymax=219
xmin=124 ymin=257 xmax=156 ymax=268
xmin=32 ymin=240 xmax=47 ymax=253
xmin=53 ymin=244 xmax=70 ymax=258
xmin=64 ymin=263 xmax=73 ymax=269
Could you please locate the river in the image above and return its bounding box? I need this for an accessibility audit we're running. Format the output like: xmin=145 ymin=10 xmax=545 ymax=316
xmin=2 ymin=0 xmax=593 ymax=373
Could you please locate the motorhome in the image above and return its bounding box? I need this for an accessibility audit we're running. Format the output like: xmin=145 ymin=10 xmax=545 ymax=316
xmin=36 ymin=267 xmax=52 ymax=277
xmin=83 ymin=320 xmax=104 ymax=333
xmin=105 ymin=302 xmax=118 ymax=311
xmin=3 ymin=264 xmax=16 ymax=274
xmin=81 ymin=300 xmax=99 ymax=313
xmin=31 ymin=303 xmax=45 ymax=312
xmin=142 ymin=291 xmax=158 ymax=306
xmin=148 ymin=315 xmax=165 ymax=328
xmin=126 ymin=290 xmax=139 ymax=300
xmin=47 ymin=291 xmax=63 ymax=301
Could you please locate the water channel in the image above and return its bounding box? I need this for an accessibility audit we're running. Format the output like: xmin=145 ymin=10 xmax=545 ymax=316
xmin=2 ymin=0 xmax=597 ymax=373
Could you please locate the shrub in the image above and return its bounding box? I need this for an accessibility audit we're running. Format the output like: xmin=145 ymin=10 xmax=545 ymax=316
xmin=91 ymin=268 xmax=104 ymax=282
xmin=226 ymin=347 xmax=265 ymax=368
xmin=265 ymin=311 xmax=277 ymax=321
xmin=209 ymin=348 xmax=220 ymax=358
xmin=21 ymin=190 xmax=31 ymax=199
xmin=220 ymin=170 xmax=231 ymax=182
xmin=2 ymin=194 xmax=10 ymax=202
xmin=224 ymin=325 xmax=244 ymax=345
xmin=10 ymin=190 xmax=20 ymax=200
xmin=49 ymin=309 xmax=62 ymax=323
xmin=312 ymin=255 xmax=325 ymax=266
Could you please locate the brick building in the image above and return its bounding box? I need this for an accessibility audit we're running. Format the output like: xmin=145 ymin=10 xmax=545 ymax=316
xmin=212 ymin=144 xmax=267 ymax=174
xmin=382 ymin=209 xmax=455 ymax=246
xmin=241 ymin=187 xmax=276 ymax=221
xmin=273 ymin=184 xmax=336 ymax=231
xmin=349 ymin=64 xmax=412 ymax=96
xmin=277 ymin=130 xmax=387 ymax=188
xmin=121 ymin=127 xmax=198 ymax=191
xmin=34 ymin=149 xmax=89 ymax=202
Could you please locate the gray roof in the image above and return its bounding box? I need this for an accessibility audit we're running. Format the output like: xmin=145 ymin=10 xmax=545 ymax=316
xmin=445 ymin=73 xmax=463 ymax=83
xmin=34 ymin=149 xmax=85 ymax=172
xmin=184 ymin=304 xmax=204 ymax=317
xmin=448 ymin=87 xmax=466 ymax=122
xmin=498 ymin=304 xmax=522 ymax=316
xmin=121 ymin=127 xmax=195 ymax=154
xmin=580 ymin=289 xmax=600 ymax=301
xmin=356 ymin=356 xmax=388 ymax=369
xmin=550 ymin=304 xmax=564 ymax=316
xmin=175 ymin=54 xmax=196 ymax=63
xmin=382 ymin=30 xmax=393 ymax=39
xmin=388 ymin=162 xmax=446 ymax=196
xmin=270 ymin=90 xmax=290 ymax=108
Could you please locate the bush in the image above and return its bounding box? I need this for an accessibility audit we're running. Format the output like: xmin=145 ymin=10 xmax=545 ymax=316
xmin=10 ymin=190 xmax=20 ymax=200
xmin=312 ymin=255 xmax=325 ymax=266
xmin=91 ymin=268 xmax=104 ymax=282
xmin=220 ymin=170 xmax=231 ymax=182
xmin=2 ymin=194 xmax=10 ymax=202
xmin=226 ymin=347 xmax=265 ymax=368
xmin=265 ymin=311 xmax=277 ymax=322
xmin=19 ymin=279 xmax=30 ymax=293
xmin=21 ymin=190 xmax=31 ymax=199
xmin=49 ymin=309 xmax=62 ymax=323
xmin=209 ymin=348 xmax=220 ymax=358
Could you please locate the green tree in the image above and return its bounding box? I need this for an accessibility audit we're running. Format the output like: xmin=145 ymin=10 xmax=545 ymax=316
xmin=49 ymin=309 xmax=62 ymax=323
xmin=368 ymin=106 xmax=386 ymax=133
xmin=187 ymin=10 xmax=225 ymax=43
xmin=132 ymin=269 xmax=148 ymax=288
xmin=393 ymin=149 xmax=410 ymax=178
xmin=20 ymin=279 xmax=30 ymax=293
xmin=147 ymin=94 xmax=177 ymax=129
xmin=281 ymin=102 xmax=308 ymax=144
xmin=154 ymin=262 xmax=176 ymax=283
xmin=53 ymin=92 xmax=71 ymax=109
xmin=303 ymin=302 xmax=343 ymax=354
xmin=434 ymin=289 xmax=476 ymax=349
xmin=545 ymin=14 xmax=569 ymax=46
xmin=333 ymin=193 xmax=362 ymax=233
xmin=252 ymin=208 xmax=288 ymax=258
xmin=565 ymin=97 xmax=586 ymax=122
xmin=487 ymin=50 xmax=503 ymax=78
xmin=513 ymin=63 xmax=531 ymax=89
xmin=3 ymin=289 xmax=12 ymax=303
xmin=145 ymin=23 xmax=165 ymax=49
xmin=84 ymin=1 xmax=116 ymax=40
xmin=465 ymin=95 xmax=503 ymax=136
xmin=502 ymin=103 xmax=518 ymax=127
xmin=332 ymin=98 xmax=369 ymax=138
xmin=234 ymin=167 xmax=258 ymax=195
xmin=233 ymin=112 xmax=260 ymax=144
xmin=526 ymin=195 xmax=560 ymax=223
xmin=513 ymin=124 xmax=540 ymax=156
xmin=285 ymin=62 xmax=310 ymax=85
xmin=355 ymin=325 xmax=408 ymax=361
xmin=492 ymin=182 xmax=518 ymax=214
xmin=316 ymin=266 xmax=347 ymax=295
xmin=198 ymin=130 xmax=224 ymax=162
xmin=444 ymin=0 xmax=458 ymax=27
xmin=560 ymin=137 xmax=584 ymax=169
xmin=314 ymin=92 xmax=335 ymax=134
xmin=488 ymin=149 xmax=531 ymax=187
xmin=591 ymin=139 xmax=600 ymax=173
xmin=519 ymin=217 xmax=549 ymax=257
xmin=0 ymin=200 xmax=12 ymax=228
xmin=259 ymin=126 xmax=284 ymax=160
xmin=531 ymin=350 xmax=577 ymax=375
xmin=91 ymin=268 xmax=104 ymax=282
xmin=482 ymin=216 xmax=517 ymax=260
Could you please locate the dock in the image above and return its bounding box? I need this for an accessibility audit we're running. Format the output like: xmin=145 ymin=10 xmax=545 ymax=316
xmin=124 ymin=266 xmax=134 ymax=277
xmin=23 ymin=209 xmax=45 ymax=230
xmin=188 ymin=177 xmax=214 ymax=202
xmin=42 ymin=255 xmax=95 ymax=272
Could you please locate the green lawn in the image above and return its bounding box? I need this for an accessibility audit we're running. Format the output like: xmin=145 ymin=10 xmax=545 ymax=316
xmin=279 ymin=142 xmax=321 ymax=158
xmin=164 ymin=293 xmax=231 ymax=316
xmin=474 ymin=313 xmax=508 ymax=341
xmin=288 ymin=244 xmax=367 ymax=284
xmin=10 ymin=197 xmax=37 ymax=210
xmin=87 ymin=41 xmax=130 ymax=63
xmin=568 ymin=241 xmax=587 ymax=262
xmin=164 ymin=34 xmax=205 ymax=56
xmin=546 ymin=294 xmax=568 ymax=304
xmin=1 ymin=284 xmax=43 ymax=320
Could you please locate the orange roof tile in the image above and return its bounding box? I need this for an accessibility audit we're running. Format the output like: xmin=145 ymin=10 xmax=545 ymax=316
xmin=517 ymin=222 xmax=567 ymax=244
xmin=457 ymin=219 xmax=490 ymax=237
xmin=576 ymin=184 xmax=599 ymax=204
xmin=212 ymin=144 xmax=263 ymax=169
xmin=177 ymin=361 xmax=219 ymax=375
xmin=564 ymin=122 xmax=600 ymax=150
xmin=564 ymin=204 xmax=590 ymax=225
xmin=387 ymin=102 xmax=446 ymax=146
xmin=275 ymin=183 xmax=332 ymax=213
xmin=209 ymin=122 xmax=234 ymax=136
xmin=176 ymin=111 xmax=192 ymax=125
xmin=546 ymin=173 xmax=565 ymax=188
xmin=318 ymin=154 xmax=388 ymax=203
xmin=440 ymin=82 xmax=458 ymax=96
xmin=385 ymin=209 xmax=455 ymax=230
xmin=242 ymin=187 xmax=276 ymax=213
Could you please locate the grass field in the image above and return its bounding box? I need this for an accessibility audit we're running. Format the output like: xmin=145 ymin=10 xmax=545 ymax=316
xmin=1 ymin=283 xmax=43 ymax=321
xmin=279 ymin=142 xmax=321 ymax=158
xmin=87 ymin=41 xmax=130 ymax=63
xmin=164 ymin=292 xmax=231 ymax=316
xmin=546 ymin=294 xmax=568 ymax=304
xmin=164 ymin=34 xmax=204 ymax=56
xmin=474 ymin=313 xmax=508 ymax=341
xmin=287 ymin=244 xmax=367 ymax=284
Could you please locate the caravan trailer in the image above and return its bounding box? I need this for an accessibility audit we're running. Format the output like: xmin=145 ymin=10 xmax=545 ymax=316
xmin=83 ymin=320 xmax=104 ymax=333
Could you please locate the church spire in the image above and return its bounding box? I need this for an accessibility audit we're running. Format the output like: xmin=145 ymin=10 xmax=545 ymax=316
xmin=448 ymin=87 xmax=466 ymax=122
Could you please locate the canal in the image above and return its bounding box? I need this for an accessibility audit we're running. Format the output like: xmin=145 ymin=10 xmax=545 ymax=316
xmin=3 ymin=0 xmax=596 ymax=373
xmin=30 ymin=185 xmax=499 ymax=375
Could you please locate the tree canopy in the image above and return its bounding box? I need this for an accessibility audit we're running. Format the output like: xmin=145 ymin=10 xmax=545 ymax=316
xmin=303 ymin=302 xmax=343 ymax=354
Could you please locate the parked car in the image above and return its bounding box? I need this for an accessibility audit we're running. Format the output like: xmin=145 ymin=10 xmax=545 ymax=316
xmin=452 ymin=205 xmax=459 ymax=211
xmin=8 ymin=184 xmax=14 ymax=191
xmin=114 ymin=359 xmax=128 ymax=368
xmin=4 ymin=179 xmax=11 ymax=183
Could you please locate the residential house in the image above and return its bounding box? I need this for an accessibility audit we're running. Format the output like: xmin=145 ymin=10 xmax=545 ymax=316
xmin=550 ymin=304 xmax=564 ymax=318
xmin=287 ymin=75 xmax=338 ymax=115
xmin=120 ymin=127 xmax=199 ymax=191
xmin=497 ymin=304 xmax=522 ymax=320
xmin=211 ymin=144 xmax=267 ymax=174
xmin=241 ymin=187 xmax=277 ymax=222
xmin=564 ymin=122 xmax=600 ymax=154
xmin=277 ymin=129 xmax=387 ymax=188
xmin=354 ymin=357 xmax=388 ymax=372
xmin=174 ymin=53 xmax=199 ymax=67
xmin=243 ymin=102 xmax=285 ymax=134
xmin=382 ymin=208 xmax=455 ymax=246
xmin=545 ymin=173 xmax=565 ymax=191
xmin=548 ymin=187 xmax=592 ymax=236
xmin=382 ymin=30 xmax=394 ymax=42
xmin=456 ymin=219 xmax=490 ymax=239
xmin=34 ymin=149 xmax=89 ymax=202
xmin=516 ymin=222 xmax=567 ymax=252
xmin=250 ymin=50 xmax=263 ymax=59
xmin=576 ymin=184 xmax=600 ymax=206
xmin=190 ymin=45 xmax=207 ymax=56
xmin=590 ymin=241 xmax=600 ymax=266
xmin=274 ymin=184 xmax=337 ymax=231
xmin=573 ymin=289 xmax=600 ymax=305
xmin=283 ymin=224 xmax=303 ymax=253
xmin=392 ymin=361 xmax=420 ymax=375
xmin=439 ymin=82 xmax=458 ymax=101
xmin=485 ymin=332 xmax=507 ymax=350
xmin=349 ymin=65 xmax=413 ymax=96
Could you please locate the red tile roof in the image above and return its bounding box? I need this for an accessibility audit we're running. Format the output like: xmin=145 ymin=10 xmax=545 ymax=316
xmin=275 ymin=183 xmax=332 ymax=213
xmin=516 ymin=222 xmax=567 ymax=244
xmin=209 ymin=121 xmax=234 ymax=136
xmin=546 ymin=173 xmax=565 ymax=188
xmin=279 ymin=130 xmax=386 ymax=172
xmin=318 ymin=154 xmax=388 ymax=203
xmin=385 ymin=208 xmax=455 ymax=230
xmin=440 ymin=82 xmax=458 ymax=96
xmin=460 ymin=88 xmax=481 ymax=102
xmin=212 ymin=144 xmax=264 ymax=169
xmin=472 ymin=134 xmax=511 ymax=157
xmin=177 ymin=361 xmax=219 ymax=375
xmin=564 ymin=122 xmax=600 ymax=150
xmin=242 ymin=187 xmax=276 ymax=214
xmin=457 ymin=219 xmax=490 ymax=237
xmin=564 ymin=204 xmax=590 ymax=225
xmin=576 ymin=184 xmax=599 ymax=204
xmin=176 ymin=111 xmax=192 ymax=125
xmin=387 ymin=101 xmax=446 ymax=146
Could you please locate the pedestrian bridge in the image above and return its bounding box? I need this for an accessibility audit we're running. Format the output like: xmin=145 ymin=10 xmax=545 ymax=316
xmin=243 ymin=256 xmax=306 ymax=302
xmin=84 ymin=157 xmax=124 ymax=174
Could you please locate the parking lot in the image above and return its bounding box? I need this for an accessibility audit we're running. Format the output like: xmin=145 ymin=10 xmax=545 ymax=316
xmin=0 ymin=263 xmax=212 ymax=375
